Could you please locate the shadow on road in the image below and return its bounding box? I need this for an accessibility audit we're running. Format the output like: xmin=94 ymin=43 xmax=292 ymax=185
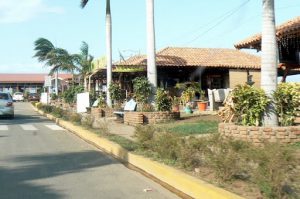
xmin=0 ymin=150 xmax=115 ymax=199
xmin=0 ymin=114 xmax=50 ymax=125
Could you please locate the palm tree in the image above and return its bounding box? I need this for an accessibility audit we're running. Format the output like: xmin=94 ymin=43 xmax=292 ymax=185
xmin=146 ymin=0 xmax=157 ymax=101
xmin=81 ymin=0 xmax=112 ymax=107
xmin=261 ymin=0 xmax=278 ymax=126
xmin=34 ymin=38 xmax=62 ymax=95
xmin=73 ymin=41 xmax=94 ymax=91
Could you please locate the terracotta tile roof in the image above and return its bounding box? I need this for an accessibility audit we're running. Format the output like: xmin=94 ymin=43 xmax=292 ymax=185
xmin=0 ymin=73 xmax=73 ymax=83
xmin=116 ymin=47 xmax=261 ymax=69
xmin=235 ymin=16 xmax=300 ymax=49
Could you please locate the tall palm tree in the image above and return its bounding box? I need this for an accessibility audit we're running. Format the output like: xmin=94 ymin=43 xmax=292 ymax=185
xmin=81 ymin=0 xmax=112 ymax=107
xmin=33 ymin=38 xmax=67 ymax=95
xmin=73 ymin=41 xmax=94 ymax=91
xmin=146 ymin=0 xmax=157 ymax=101
xmin=261 ymin=0 xmax=278 ymax=126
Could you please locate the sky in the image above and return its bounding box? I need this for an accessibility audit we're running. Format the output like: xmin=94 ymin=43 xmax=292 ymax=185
xmin=0 ymin=0 xmax=299 ymax=82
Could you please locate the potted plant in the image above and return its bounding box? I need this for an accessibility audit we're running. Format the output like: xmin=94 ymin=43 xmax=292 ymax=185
xmin=171 ymin=96 xmax=181 ymax=112
xmin=180 ymin=87 xmax=195 ymax=114
xmin=155 ymin=88 xmax=172 ymax=112
xmin=196 ymin=89 xmax=208 ymax=111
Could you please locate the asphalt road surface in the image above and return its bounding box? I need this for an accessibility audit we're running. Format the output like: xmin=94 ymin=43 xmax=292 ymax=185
xmin=0 ymin=102 xmax=180 ymax=199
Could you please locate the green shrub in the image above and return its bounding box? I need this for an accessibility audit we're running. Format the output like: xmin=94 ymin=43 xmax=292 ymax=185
xmin=232 ymin=84 xmax=270 ymax=126
xmin=250 ymin=143 xmax=297 ymax=199
xmin=81 ymin=114 xmax=93 ymax=128
xmin=153 ymin=132 xmax=180 ymax=161
xmin=273 ymin=83 xmax=300 ymax=126
xmin=36 ymin=102 xmax=43 ymax=110
xmin=155 ymin=88 xmax=172 ymax=112
xmin=52 ymin=107 xmax=64 ymax=118
xmin=205 ymin=134 xmax=251 ymax=182
xmin=132 ymin=77 xmax=152 ymax=110
xmin=62 ymin=85 xmax=84 ymax=103
xmin=41 ymin=105 xmax=53 ymax=113
xmin=133 ymin=125 xmax=156 ymax=150
xmin=51 ymin=93 xmax=58 ymax=100
xmin=109 ymin=82 xmax=123 ymax=107
xmin=69 ymin=113 xmax=82 ymax=124
xmin=177 ymin=136 xmax=206 ymax=169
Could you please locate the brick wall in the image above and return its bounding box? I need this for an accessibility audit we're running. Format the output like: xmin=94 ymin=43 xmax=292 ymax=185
xmin=91 ymin=107 xmax=115 ymax=119
xmin=219 ymin=123 xmax=300 ymax=144
xmin=124 ymin=111 xmax=180 ymax=126
xmin=229 ymin=69 xmax=261 ymax=88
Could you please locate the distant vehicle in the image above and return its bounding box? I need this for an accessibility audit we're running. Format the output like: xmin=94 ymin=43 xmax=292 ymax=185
xmin=0 ymin=92 xmax=14 ymax=119
xmin=12 ymin=92 xmax=24 ymax=102
xmin=28 ymin=93 xmax=40 ymax=102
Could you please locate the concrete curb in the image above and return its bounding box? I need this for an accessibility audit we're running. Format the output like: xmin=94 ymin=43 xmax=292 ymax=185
xmin=33 ymin=106 xmax=244 ymax=199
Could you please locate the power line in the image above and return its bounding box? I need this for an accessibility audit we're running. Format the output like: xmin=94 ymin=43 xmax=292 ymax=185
xmin=183 ymin=0 xmax=251 ymax=46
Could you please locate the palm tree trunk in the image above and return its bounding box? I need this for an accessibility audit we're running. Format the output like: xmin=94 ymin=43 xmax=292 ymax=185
xmin=146 ymin=0 xmax=157 ymax=102
xmin=55 ymin=70 xmax=59 ymax=95
xmin=106 ymin=0 xmax=112 ymax=107
xmin=261 ymin=0 xmax=278 ymax=126
xmin=84 ymin=75 xmax=87 ymax=91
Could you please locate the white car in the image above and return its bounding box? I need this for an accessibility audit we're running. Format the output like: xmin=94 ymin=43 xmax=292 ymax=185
xmin=12 ymin=92 xmax=24 ymax=102
xmin=0 ymin=92 xmax=14 ymax=119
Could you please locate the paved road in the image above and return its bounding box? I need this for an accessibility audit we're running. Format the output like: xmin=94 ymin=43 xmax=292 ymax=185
xmin=0 ymin=102 xmax=179 ymax=199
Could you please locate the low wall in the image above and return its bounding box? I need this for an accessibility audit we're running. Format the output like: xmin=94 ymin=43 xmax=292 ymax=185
xmin=219 ymin=123 xmax=300 ymax=144
xmin=91 ymin=107 xmax=115 ymax=119
xmin=124 ymin=111 xmax=180 ymax=125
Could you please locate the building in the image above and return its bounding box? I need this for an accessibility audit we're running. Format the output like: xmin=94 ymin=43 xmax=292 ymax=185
xmin=0 ymin=73 xmax=73 ymax=93
xmin=235 ymin=16 xmax=300 ymax=81
xmin=113 ymin=47 xmax=261 ymax=91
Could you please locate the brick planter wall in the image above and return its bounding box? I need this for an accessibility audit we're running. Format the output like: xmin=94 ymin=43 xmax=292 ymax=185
xmin=91 ymin=107 xmax=115 ymax=119
xmin=124 ymin=111 xmax=180 ymax=126
xmin=219 ymin=123 xmax=300 ymax=144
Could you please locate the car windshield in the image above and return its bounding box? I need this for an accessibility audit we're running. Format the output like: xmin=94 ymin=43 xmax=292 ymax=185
xmin=0 ymin=93 xmax=9 ymax=100
xmin=14 ymin=92 xmax=23 ymax=95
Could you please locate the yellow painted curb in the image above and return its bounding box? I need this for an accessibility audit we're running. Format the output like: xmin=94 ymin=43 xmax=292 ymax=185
xmin=34 ymin=107 xmax=244 ymax=199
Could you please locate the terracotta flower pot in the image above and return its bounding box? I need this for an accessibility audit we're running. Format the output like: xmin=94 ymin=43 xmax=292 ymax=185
xmin=197 ymin=101 xmax=207 ymax=111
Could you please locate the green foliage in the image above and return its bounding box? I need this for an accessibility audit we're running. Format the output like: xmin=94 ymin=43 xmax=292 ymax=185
xmin=133 ymin=125 xmax=156 ymax=150
xmin=41 ymin=105 xmax=53 ymax=113
xmin=50 ymin=93 xmax=58 ymax=100
xmin=205 ymin=135 xmax=251 ymax=182
xmin=97 ymin=94 xmax=107 ymax=108
xmin=153 ymin=132 xmax=180 ymax=161
xmin=52 ymin=107 xmax=64 ymax=118
xmin=155 ymin=88 xmax=172 ymax=112
xmin=108 ymin=82 xmax=123 ymax=106
xmin=62 ymin=85 xmax=84 ymax=103
xmin=168 ymin=121 xmax=218 ymax=136
xmin=69 ymin=113 xmax=82 ymax=124
xmin=107 ymin=134 xmax=138 ymax=152
xmin=132 ymin=77 xmax=152 ymax=109
xmin=273 ymin=83 xmax=300 ymax=126
xmin=250 ymin=143 xmax=296 ymax=199
xmin=177 ymin=136 xmax=206 ymax=169
xmin=232 ymin=84 xmax=270 ymax=126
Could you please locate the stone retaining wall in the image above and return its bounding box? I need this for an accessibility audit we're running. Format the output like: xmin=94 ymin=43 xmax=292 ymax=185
xmin=124 ymin=111 xmax=180 ymax=126
xmin=219 ymin=123 xmax=300 ymax=144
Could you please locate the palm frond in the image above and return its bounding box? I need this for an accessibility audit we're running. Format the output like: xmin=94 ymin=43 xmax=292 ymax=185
xmin=80 ymin=0 xmax=89 ymax=8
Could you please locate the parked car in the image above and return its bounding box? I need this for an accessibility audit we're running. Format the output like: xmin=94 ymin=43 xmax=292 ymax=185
xmin=12 ymin=92 xmax=24 ymax=102
xmin=28 ymin=93 xmax=40 ymax=101
xmin=0 ymin=92 xmax=14 ymax=119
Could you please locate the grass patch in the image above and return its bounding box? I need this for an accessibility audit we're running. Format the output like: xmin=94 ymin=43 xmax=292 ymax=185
xmin=165 ymin=121 xmax=218 ymax=136
xmin=106 ymin=134 xmax=138 ymax=152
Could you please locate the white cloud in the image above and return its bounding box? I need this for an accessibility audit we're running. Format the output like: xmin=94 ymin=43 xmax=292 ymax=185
xmin=0 ymin=0 xmax=64 ymax=24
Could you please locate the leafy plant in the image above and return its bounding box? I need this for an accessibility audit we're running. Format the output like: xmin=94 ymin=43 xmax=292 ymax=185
xmin=155 ymin=88 xmax=172 ymax=112
xmin=62 ymin=85 xmax=84 ymax=103
xmin=97 ymin=94 xmax=107 ymax=108
xmin=108 ymin=82 xmax=123 ymax=107
xmin=132 ymin=77 xmax=152 ymax=110
xmin=273 ymin=83 xmax=300 ymax=126
xmin=231 ymin=84 xmax=270 ymax=126
xmin=133 ymin=125 xmax=156 ymax=150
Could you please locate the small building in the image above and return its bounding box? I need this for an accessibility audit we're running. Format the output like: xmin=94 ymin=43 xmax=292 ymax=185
xmin=0 ymin=73 xmax=73 ymax=93
xmin=114 ymin=47 xmax=262 ymax=91
xmin=235 ymin=16 xmax=300 ymax=80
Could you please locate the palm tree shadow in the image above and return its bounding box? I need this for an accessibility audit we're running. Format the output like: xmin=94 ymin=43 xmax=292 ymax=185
xmin=0 ymin=150 xmax=115 ymax=199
